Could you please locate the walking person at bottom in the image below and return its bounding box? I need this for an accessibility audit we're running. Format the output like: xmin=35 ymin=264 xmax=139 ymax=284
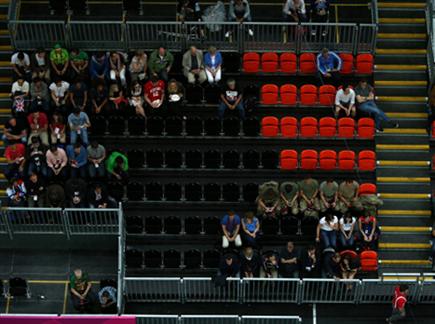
xmin=386 ymin=284 xmax=409 ymax=323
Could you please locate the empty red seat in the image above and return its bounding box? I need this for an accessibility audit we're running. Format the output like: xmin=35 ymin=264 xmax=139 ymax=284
xmin=299 ymin=53 xmax=317 ymax=74
xmin=261 ymin=52 xmax=279 ymax=73
xmin=339 ymin=53 xmax=354 ymax=75
xmin=338 ymin=150 xmax=355 ymax=170
xmin=319 ymin=85 xmax=336 ymax=106
xmin=280 ymin=150 xmax=298 ymax=170
xmin=358 ymin=118 xmax=375 ymax=139
xmin=432 ymin=121 xmax=435 ymax=137
xmin=300 ymin=117 xmax=318 ymax=137
xmin=319 ymin=117 xmax=337 ymax=137
xmin=300 ymin=149 xmax=318 ymax=170
xmin=300 ymin=84 xmax=318 ymax=106
xmin=360 ymin=250 xmax=378 ymax=272
xmin=243 ymin=52 xmax=260 ymax=73
xmin=359 ymin=183 xmax=377 ymax=195
xmin=280 ymin=52 xmax=297 ymax=74
xmin=338 ymin=117 xmax=355 ymax=138
xmin=358 ymin=150 xmax=376 ymax=171
xmin=356 ymin=54 xmax=374 ymax=74
xmin=319 ymin=150 xmax=337 ymax=170
xmin=280 ymin=84 xmax=297 ymax=105
xmin=280 ymin=117 xmax=298 ymax=138
xmin=261 ymin=84 xmax=279 ymax=105
xmin=261 ymin=116 xmax=279 ymax=137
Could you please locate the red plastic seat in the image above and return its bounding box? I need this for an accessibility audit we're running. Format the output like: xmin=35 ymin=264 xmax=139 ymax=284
xmin=300 ymin=84 xmax=318 ymax=106
xmin=300 ymin=117 xmax=318 ymax=138
xmin=261 ymin=84 xmax=279 ymax=105
xmin=319 ymin=117 xmax=337 ymax=137
xmin=338 ymin=117 xmax=355 ymax=138
xmin=358 ymin=150 xmax=376 ymax=171
xmin=340 ymin=250 xmax=358 ymax=259
xmin=319 ymin=150 xmax=337 ymax=170
xmin=300 ymin=149 xmax=318 ymax=170
xmin=299 ymin=53 xmax=317 ymax=74
xmin=319 ymin=85 xmax=336 ymax=106
xmin=432 ymin=121 xmax=435 ymax=137
xmin=338 ymin=150 xmax=355 ymax=170
xmin=261 ymin=116 xmax=279 ymax=137
xmin=280 ymin=84 xmax=297 ymax=106
xmin=280 ymin=150 xmax=298 ymax=170
xmin=358 ymin=118 xmax=375 ymax=139
xmin=261 ymin=52 xmax=279 ymax=73
xmin=356 ymin=54 xmax=374 ymax=74
xmin=359 ymin=183 xmax=377 ymax=196
xmin=243 ymin=52 xmax=260 ymax=73
xmin=339 ymin=53 xmax=354 ymax=75
xmin=280 ymin=117 xmax=298 ymax=138
xmin=360 ymin=250 xmax=378 ymax=272
xmin=280 ymin=52 xmax=297 ymax=74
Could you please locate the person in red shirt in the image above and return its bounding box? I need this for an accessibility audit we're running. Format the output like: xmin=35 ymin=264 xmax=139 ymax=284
xmin=144 ymin=75 xmax=165 ymax=115
xmin=27 ymin=111 xmax=49 ymax=146
xmin=387 ymin=284 xmax=409 ymax=323
xmin=4 ymin=143 xmax=26 ymax=179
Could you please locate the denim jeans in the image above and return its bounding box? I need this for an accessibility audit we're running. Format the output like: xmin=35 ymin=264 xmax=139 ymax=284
xmin=70 ymin=128 xmax=89 ymax=146
xmin=339 ymin=231 xmax=354 ymax=248
xmin=27 ymin=161 xmax=48 ymax=178
xmin=358 ymin=100 xmax=390 ymax=129
xmin=320 ymin=229 xmax=337 ymax=249
xmin=88 ymin=163 xmax=105 ymax=179
xmin=218 ymin=102 xmax=245 ymax=120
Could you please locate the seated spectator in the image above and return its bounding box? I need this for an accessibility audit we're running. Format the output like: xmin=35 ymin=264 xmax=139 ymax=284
xmin=30 ymin=78 xmax=49 ymax=113
xmin=67 ymin=142 xmax=88 ymax=178
xmin=283 ymin=0 xmax=307 ymax=22
xmin=357 ymin=212 xmax=379 ymax=250
xmin=30 ymin=49 xmax=50 ymax=82
xmin=108 ymin=83 xmax=128 ymax=116
xmin=260 ymin=252 xmax=279 ymax=278
xmin=128 ymin=80 xmax=146 ymax=118
xmin=46 ymin=183 xmax=65 ymax=207
xmin=359 ymin=191 xmax=383 ymax=215
xmin=229 ymin=0 xmax=252 ymax=23
xmin=98 ymin=285 xmax=117 ymax=314
xmin=11 ymin=77 xmax=29 ymax=100
xmin=144 ymin=75 xmax=165 ymax=115
xmin=11 ymin=92 xmax=27 ymax=117
xmin=6 ymin=178 xmax=26 ymax=206
xmin=49 ymin=78 xmax=70 ymax=114
xmin=204 ymin=46 xmax=222 ymax=85
xmin=310 ymin=0 xmax=329 ymax=36
xmin=11 ymin=51 xmax=31 ymax=81
xmin=241 ymin=211 xmax=261 ymax=247
xmin=299 ymin=176 xmax=320 ymax=219
xmin=27 ymin=111 xmax=49 ymax=146
xmin=182 ymin=46 xmax=206 ymax=85
xmin=322 ymin=251 xmax=341 ymax=278
xmin=129 ymin=50 xmax=148 ymax=83
xmin=2 ymin=117 xmax=27 ymax=145
xmin=355 ymin=79 xmax=398 ymax=132
xmin=431 ymin=224 xmax=435 ymax=270
xmin=46 ymin=144 xmax=68 ymax=179
xmin=88 ymin=183 xmax=115 ymax=208
xmin=65 ymin=178 xmax=88 ymax=208
xmin=177 ymin=0 xmax=201 ymax=22
xmin=106 ymin=151 xmax=128 ymax=184
xmin=69 ymin=48 xmax=89 ymax=82
xmin=218 ymin=253 xmax=240 ymax=278
xmin=256 ymin=181 xmax=280 ymax=217
xmin=240 ymin=246 xmax=261 ymax=278
xmin=167 ymin=79 xmax=184 ymax=115
xmin=317 ymin=48 xmax=342 ymax=86
xmin=70 ymin=269 xmax=97 ymax=313
xmin=221 ymin=210 xmax=242 ymax=248
xmin=339 ymin=254 xmax=360 ymax=290
xmin=90 ymin=82 xmax=109 ymax=116
xmin=87 ymin=140 xmax=106 ymax=179
xmin=68 ymin=108 xmax=91 ymax=146
xmin=319 ymin=178 xmax=339 ymax=212
xmin=218 ymin=78 xmax=245 ymax=120
xmin=90 ymin=52 xmax=109 ymax=84
xmin=335 ymin=83 xmax=356 ymax=118
xmin=280 ymin=181 xmax=299 ymax=216
xmin=69 ymin=80 xmax=88 ymax=112
xmin=50 ymin=44 xmax=70 ymax=80
xmin=26 ymin=171 xmax=46 ymax=207
xmin=339 ymin=212 xmax=356 ymax=249
xmin=49 ymin=112 xmax=67 ymax=144
xmin=26 ymin=136 xmax=48 ymax=178
xmin=5 ymin=143 xmax=26 ymax=180
xmin=337 ymin=179 xmax=359 ymax=214
xmin=109 ymin=51 xmax=127 ymax=87
xmin=279 ymin=241 xmax=299 ymax=278
xmin=300 ymin=245 xmax=319 ymax=278
xmin=148 ymin=46 xmax=174 ymax=82
xmin=316 ymin=212 xmax=338 ymax=250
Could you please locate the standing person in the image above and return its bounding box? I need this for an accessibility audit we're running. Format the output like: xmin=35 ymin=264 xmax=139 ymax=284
xmin=148 ymin=46 xmax=174 ymax=82
xmin=182 ymin=46 xmax=206 ymax=85
xmin=357 ymin=212 xmax=379 ymax=250
xmin=317 ymin=48 xmax=342 ymax=86
xmin=218 ymin=78 xmax=245 ymax=120
xmin=386 ymin=284 xmax=409 ymax=323
xmin=108 ymin=51 xmax=127 ymax=87
xmin=87 ymin=140 xmax=106 ymax=179
xmin=335 ymin=84 xmax=356 ymax=118
xmin=316 ymin=212 xmax=338 ymax=250
xmin=204 ymin=46 xmax=222 ymax=85
xmin=283 ymin=0 xmax=307 ymax=22
xmin=11 ymin=51 xmax=31 ymax=81
xmin=106 ymin=151 xmax=129 ymax=184
xmin=221 ymin=210 xmax=242 ymax=248
xmin=310 ymin=0 xmax=329 ymax=36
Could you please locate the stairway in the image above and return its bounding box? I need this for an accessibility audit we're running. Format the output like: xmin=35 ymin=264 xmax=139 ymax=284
xmin=374 ymin=0 xmax=432 ymax=273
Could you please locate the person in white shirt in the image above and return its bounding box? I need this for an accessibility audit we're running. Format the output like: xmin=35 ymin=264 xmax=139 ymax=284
xmin=11 ymin=51 xmax=31 ymax=81
xmin=49 ymin=78 xmax=70 ymax=108
xmin=334 ymin=84 xmax=356 ymax=118
xmin=11 ymin=78 xmax=30 ymax=99
xmin=316 ymin=213 xmax=338 ymax=250
xmin=283 ymin=0 xmax=307 ymax=22
xmin=339 ymin=212 xmax=356 ymax=248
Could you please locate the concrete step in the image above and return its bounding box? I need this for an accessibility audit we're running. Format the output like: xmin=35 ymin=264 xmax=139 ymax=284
xmin=377 ymin=33 xmax=426 ymax=40
xmin=378 ymin=2 xmax=426 ymax=9
xmin=378 ymin=9 xmax=425 ymax=18
xmin=381 ymin=128 xmax=427 ymax=135
xmin=375 ymin=86 xmax=427 ymax=97
xmin=379 ymin=259 xmax=431 ymax=268
xmin=376 ymin=151 xmax=430 ymax=160
xmin=377 ymin=176 xmax=430 ymax=183
xmin=378 ymin=101 xmax=427 ymax=113
xmin=379 ymin=18 xmax=425 ymax=24
xmin=377 ymin=160 xmax=430 ymax=167
xmin=376 ymin=39 xmax=427 ymax=49
xmin=374 ymin=80 xmax=427 ymax=86
xmin=376 ymin=134 xmax=428 ymax=144
xmin=378 ymin=193 xmax=431 ymax=199
xmin=375 ymin=54 xmax=427 ymax=65
xmin=382 ymin=199 xmax=431 ymax=210
xmin=378 ymin=216 xmax=432 ymax=227
xmin=377 ymin=167 xmax=431 ymax=177
xmin=378 ymin=24 xmax=426 ymax=34
xmin=376 ymin=183 xmax=430 ymax=194
xmin=376 ymin=143 xmax=429 ymax=151
xmin=379 ymin=226 xmax=432 ymax=233
xmin=375 ymin=70 xmax=427 ymax=80
xmin=376 ymin=48 xmax=427 ymax=55
xmin=381 ymin=232 xmax=432 ymax=244
xmin=375 ymin=64 xmax=427 ymax=71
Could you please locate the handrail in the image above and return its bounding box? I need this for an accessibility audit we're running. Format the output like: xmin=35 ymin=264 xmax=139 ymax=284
xmin=371 ymin=0 xmax=379 ymax=25
xmin=426 ymin=0 xmax=434 ymax=91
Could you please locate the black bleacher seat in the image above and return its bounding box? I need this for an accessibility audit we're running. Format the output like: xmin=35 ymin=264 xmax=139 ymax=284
xmin=165 ymin=116 xmax=183 ymax=136
xmin=128 ymin=116 xmax=146 ymax=135
xmin=222 ymin=183 xmax=240 ymax=202
xmin=243 ymin=117 xmax=260 ymax=137
xmin=126 ymin=249 xmax=143 ymax=268
xmin=261 ymin=217 xmax=279 ymax=235
xmin=163 ymin=250 xmax=181 ymax=268
xmin=243 ymin=183 xmax=259 ymax=202
xmin=90 ymin=116 xmax=107 ymax=136
xmin=184 ymin=249 xmax=202 ymax=269
xmin=223 ymin=150 xmax=240 ymax=169
xmin=145 ymin=182 xmax=163 ymax=201
xmin=204 ymin=84 xmax=221 ymax=104
xmin=164 ymin=216 xmax=181 ymax=234
xmin=203 ymin=249 xmax=221 ymax=268
xmin=128 ymin=149 xmax=145 ymax=168
xmin=204 ymin=117 xmax=221 ymax=136
xmin=185 ymin=216 xmax=202 ymax=234
xmin=8 ymin=277 xmax=29 ymax=297
xmin=145 ymin=216 xmax=162 ymax=234
xmin=204 ymin=150 xmax=221 ymax=169
xmin=203 ymin=183 xmax=221 ymax=201
xmin=127 ymin=181 xmax=145 ymax=201
xmin=185 ymin=150 xmax=202 ymax=169
xmin=146 ymin=149 xmax=163 ymax=168
xmin=164 ymin=183 xmax=182 ymax=201
xmin=108 ymin=116 xmax=125 ymax=135
xmin=223 ymin=118 xmax=241 ymax=136
xmin=185 ymin=117 xmax=203 ymax=136
xmin=100 ymin=279 xmax=117 ymax=289
xmin=301 ymin=217 xmax=318 ymax=237
xmin=261 ymin=150 xmax=279 ymax=169
xmin=165 ymin=150 xmax=182 ymax=168
xmin=186 ymin=84 xmax=204 ymax=104
xmin=204 ymin=216 xmax=220 ymax=234
xmin=223 ymin=52 xmax=241 ymax=73
xmin=108 ymin=182 xmax=124 ymax=202
xmin=243 ymin=150 xmax=260 ymax=169
xmin=144 ymin=250 xmax=162 ymax=268
xmin=126 ymin=216 xmax=144 ymax=234
xmin=147 ymin=116 xmax=164 ymax=136
xmin=185 ymin=183 xmax=202 ymax=201
xmin=281 ymin=216 xmax=298 ymax=235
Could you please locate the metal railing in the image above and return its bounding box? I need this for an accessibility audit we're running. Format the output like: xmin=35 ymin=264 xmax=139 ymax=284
xmin=136 ymin=315 xmax=302 ymax=324
xmin=117 ymin=207 xmax=126 ymax=314
xmin=426 ymin=0 xmax=435 ymax=90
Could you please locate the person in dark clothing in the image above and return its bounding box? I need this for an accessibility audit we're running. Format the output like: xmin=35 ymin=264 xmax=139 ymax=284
xmin=300 ymin=245 xmax=319 ymax=278
xmin=279 ymin=241 xmax=299 ymax=278
xmin=90 ymin=82 xmax=109 ymax=116
xmin=26 ymin=171 xmax=46 ymax=207
xmin=65 ymin=178 xmax=88 ymax=208
xmin=2 ymin=117 xmax=27 ymax=146
xmin=240 ymin=246 xmax=261 ymax=278
xmin=310 ymin=0 xmax=329 ymax=37
xmin=88 ymin=183 xmax=114 ymax=208
xmin=322 ymin=250 xmax=341 ymax=278
xmin=46 ymin=183 xmax=65 ymax=207
xmin=177 ymin=0 xmax=201 ymax=21
xmin=218 ymin=78 xmax=245 ymax=120
xmin=218 ymin=253 xmax=240 ymax=278
xmin=26 ymin=136 xmax=48 ymax=178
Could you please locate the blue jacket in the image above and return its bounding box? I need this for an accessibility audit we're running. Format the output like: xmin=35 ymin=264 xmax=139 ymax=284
xmin=90 ymin=54 xmax=108 ymax=79
xmin=204 ymin=51 xmax=223 ymax=69
xmin=317 ymin=51 xmax=342 ymax=75
xmin=66 ymin=145 xmax=88 ymax=168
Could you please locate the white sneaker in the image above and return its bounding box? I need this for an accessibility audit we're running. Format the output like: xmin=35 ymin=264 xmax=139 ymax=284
xmin=248 ymin=28 xmax=254 ymax=37
xmin=225 ymin=31 xmax=230 ymax=38
xmin=311 ymin=30 xmax=316 ymax=36
xmin=322 ymin=30 xmax=327 ymax=37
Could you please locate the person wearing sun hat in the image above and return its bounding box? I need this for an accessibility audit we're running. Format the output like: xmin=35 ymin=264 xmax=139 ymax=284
xmin=49 ymin=43 xmax=70 ymax=80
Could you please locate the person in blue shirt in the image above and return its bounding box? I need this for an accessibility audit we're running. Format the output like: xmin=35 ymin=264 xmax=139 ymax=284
xmin=221 ymin=210 xmax=242 ymax=248
xmin=90 ymin=52 xmax=109 ymax=83
xmin=204 ymin=46 xmax=223 ymax=85
xmin=68 ymin=107 xmax=91 ymax=146
xmin=67 ymin=142 xmax=88 ymax=179
xmin=317 ymin=47 xmax=342 ymax=86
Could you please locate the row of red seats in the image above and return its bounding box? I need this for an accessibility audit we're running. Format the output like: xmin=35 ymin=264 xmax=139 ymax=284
xmin=243 ymin=52 xmax=374 ymax=75
xmin=260 ymin=84 xmax=336 ymax=106
xmin=262 ymin=117 xmax=375 ymax=139
xmin=280 ymin=149 xmax=376 ymax=171
xmin=343 ymin=250 xmax=378 ymax=272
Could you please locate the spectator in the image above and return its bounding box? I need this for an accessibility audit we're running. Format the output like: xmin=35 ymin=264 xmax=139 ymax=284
xmin=335 ymin=83 xmax=356 ymax=118
xmin=431 ymin=223 xmax=435 ymax=270
xmin=67 ymin=142 xmax=88 ymax=178
xmin=221 ymin=210 xmax=242 ymax=248
xmin=108 ymin=84 xmax=128 ymax=115
xmin=27 ymin=111 xmax=49 ymax=146
xmin=6 ymin=178 xmax=26 ymax=206
xmin=49 ymin=44 xmax=70 ymax=80
xmin=46 ymin=183 xmax=65 ymax=207
xmin=279 ymin=241 xmax=299 ymax=278
xmin=229 ymin=0 xmax=252 ymax=22
xmin=337 ymin=179 xmax=359 ymax=214
xmin=182 ymin=46 xmax=206 ymax=85
xmin=30 ymin=49 xmax=50 ymax=82
xmin=11 ymin=92 xmax=27 ymax=117
xmin=204 ymin=46 xmax=222 ymax=85
xmin=90 ymin=52 xmax=109 ymax=83
xmin=49 ymin=78 xmax=70 ymax=113
xmin=148 ymin=46 xmax=174 ymax=82
xmin=310 ymin=0 xmax=329 ymax=36
xmin=98 ymin=285 xmax=117 ymax=314
xmin=316 ymin=212 xmax=338 ymax=250
xmin=11 ymin=77 xmax=30 ymax=99
xmin=319 ymin=178 xmax=339 ymax=212
xmin=5 ymin=143 xmax=26 ymax=180
xmin=299 ymin=176 xmax=320 ymax=219
xmin=69 ymin=80 xmax=88 ymax=112
xmin=2 ymin=117 xmax=27 ymax=145
xmin=317 ymin=48 xmax=342 ymax=86
xmin=26 ymin=171 xmax=46 ymax=207
xmin=128 ymin=80 xmax=146 ymax=118
xmin=68 ymin=107 xmax=91 ymax=145
xmin=260 ymin=252 xmax=279 ymax=278
xmin=30 ymin=78 xmax=49 ymax=113
xmin=240 ymin=246 xmax=261 ymax=278
xmin=241 ymin=211 xmax=260 ymax=247
xmin=87 ymin=140 xmax=106 ymax=179
xmin=279 ymin=181 xmax=299 ymax=216
xmin=387 ymin=284 xmax=409 ymax=323
xmin=46 ymin=144 xmax=68 ymax=179
xmin=106 ymin=151 xmax=128 ymax=184
xmin=177 ymin=0 xmax=201 ymax=22
xmin=256 ymin=181 xmax=280 ymax=217
xmin=339 ymin=254 xmax=359 ymax=290
xmin=109 ymin=51 xmax=127 ymax=87
xmin=355 ymin=79 xmax=398 ymax=132
xmin=90 ymin=82 xmax=109 ymax=115
xmin=218 ymin=253 xmax=240 ymax=278
xmin=88 ymin=183 xmax=113 ymax=208
xmin=65 ymin=178 xmax=88 ymax=208
xmin=300 ymin=245 xmax=319 ymax=278
xmin=218 ymin=78 xmax=245 ymax=120
xmin=357 ymin=212 xmax=379 ymax=250
xmin=144 ymin=75 xmax=165 ymax=115
xmin=70 ymin=269 xmax=97 ymax=312
xmin=359 ymin=191 xmax=383 ymax=215
xmin=26 ymin=136 xmax=48 ymax=178
xmin=129 ymin=50 xmax=148 ymax=83
xmin=69 ymin=48 xmax=89 ymax=82
xmin=49 ymin=112 xmax=67 ymax=144
xmin=167 ymin=79 xmax=184 ymax=115
xmin=11 ymin=51 xmax=31 ymax=81
xmin=283 ymin=0 xmax=307 ymax=22
xmin=339 ymin=212 xmax=356 ymax=248
xmin=322 ymin=251 xmax=341 ymax=278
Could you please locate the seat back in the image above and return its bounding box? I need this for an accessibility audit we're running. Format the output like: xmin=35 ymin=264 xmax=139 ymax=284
xmin=319 ymin=85 xmax=336 ymax=106
xmin=300 ymin=116 xmax=318 ymax=137
xmin=299 ymin=53 xmax=316 ymax=74
xmin=280 ymin=52 xmax=297 ymax=73
xmin=261 ymin=150 xmax=279 ymax=169
xmin=300 ymin=149 xmax=318 ymax=170
xmin=243 ymin=52 xmax=260 ymax=73
xmin=338 ymin=150 xmax=356 ymax=170
xmin=261 ymin=116 xmax=279 ymax=137
xmin=185 ymin=182 xmax=202 ymax=201
xmin=280 ymin=84 xmax=297 ymax=105
xmin=261 ymin=52 xmax=279 ymax=72
xmin=357 ymin=118 xmax=375 ymax=139
xmin=243 ymin=150 xmax=260 ymax=169
xmin=261 ymin=84 xmax=279 ymax=105
xmin=319 ymin=117 xmax=336 ymax=137
xmin=319 ymin=150 xmax=337 ymax=170
xmin=280 ymin=116 xmax=298 ymax=138
xmin=300 ymin=84 xmax=318 ymax=105
xmin=338 ymin=117 xmax=355 ymax=138
xmin=280 ymin=149 xmax=298 ymax=170
xmin=338 ymin=53 xmax=354 ymax=74
xmin=356 ymin=54 xmax=374 ymax=74
xmin=359 ymin=183 xmax=377 ymax=195
xmin=358 ymin=150 xmax=376 ymax=171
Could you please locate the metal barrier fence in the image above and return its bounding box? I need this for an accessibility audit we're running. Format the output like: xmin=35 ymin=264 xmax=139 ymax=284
xmin=136 ymin=315 xmax=302 ymax=324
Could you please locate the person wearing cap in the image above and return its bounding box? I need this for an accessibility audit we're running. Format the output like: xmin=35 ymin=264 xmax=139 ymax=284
xmin=65 ymin=178 xmax=88 ymax=208
xmin=317 ymin=47 xmax=342 ymax=86
xmin=218 ymin=78 xmax=245 ymax=120
xmin=49 ymin=44 xmax=70 ymax=80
